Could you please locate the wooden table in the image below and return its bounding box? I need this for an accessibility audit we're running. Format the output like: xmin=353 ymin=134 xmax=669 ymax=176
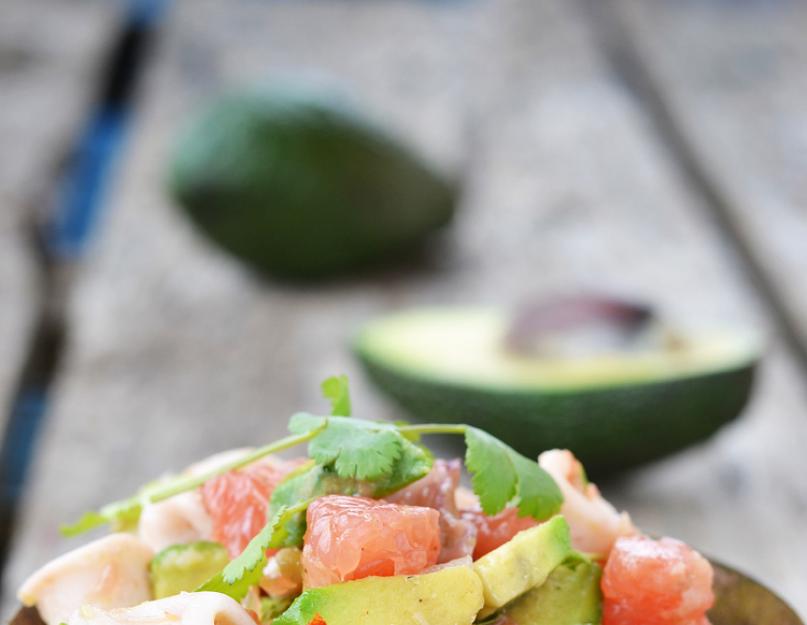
xmin=1 ymin=0 xmax=805 ymax=617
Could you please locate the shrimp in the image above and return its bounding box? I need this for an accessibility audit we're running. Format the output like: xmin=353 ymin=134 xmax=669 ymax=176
xmin=538 ymin=449 xmax=634 ymax=556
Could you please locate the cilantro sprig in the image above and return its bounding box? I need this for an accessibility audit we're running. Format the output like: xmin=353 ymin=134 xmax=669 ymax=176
xmin=202 ymin=417 xmax=562 ymax=600
xmin=64 ymin=374 xmax=563 ymax=603
xmin=61 ymin=427 xmax=325 ymax=537
xmin=197 ymin=500 xmax=310 ymax=601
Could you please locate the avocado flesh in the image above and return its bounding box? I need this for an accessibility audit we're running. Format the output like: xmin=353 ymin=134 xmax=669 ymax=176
xmin=355 ymin=308 xmax=758 ymax=474
xmin=149 ymin=542 xmax=229 ymax=599
xmin=503 ymin=558 xmax=602 ymax=625
xmin=169 ymin=87 xmax=456 ymax=280
xmin=273 ymin=565 xmax=484 ymax=625
xmin=473 ymin=516 xmax=572 ymax=611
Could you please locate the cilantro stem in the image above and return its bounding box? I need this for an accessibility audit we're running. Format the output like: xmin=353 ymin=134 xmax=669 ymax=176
xmin=64 ymin=423 xmax=327 ymax=536
xmin=398 ymin=423 xmax=469 ymax=436
xmin=147 ymin=426 xmax=326 ymax=503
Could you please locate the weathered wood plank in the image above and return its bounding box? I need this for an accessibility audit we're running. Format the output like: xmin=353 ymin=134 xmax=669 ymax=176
xmin=613 ymin=0 xmax=807 ymax=363
xmin=0 ymin=0 xmax=120 ymax=614
xmin=5 ymin=0 xmax=806 ymax=617
xmin=0 ymin=1 xmax=118 ymax=426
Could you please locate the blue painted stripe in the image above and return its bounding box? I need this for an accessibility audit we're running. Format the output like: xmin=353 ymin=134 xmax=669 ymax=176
xmin=0 ymin=0 xmax=170 ymax=564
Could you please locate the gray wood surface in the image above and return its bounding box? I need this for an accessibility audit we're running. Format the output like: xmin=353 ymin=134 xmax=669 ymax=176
xmin=0 ymin=1 xmax=118 ymax=419
xmin=3 ymin=0 xmax=806 ymax=618
xmin=614 ymin=0 xmax=807 ymax=355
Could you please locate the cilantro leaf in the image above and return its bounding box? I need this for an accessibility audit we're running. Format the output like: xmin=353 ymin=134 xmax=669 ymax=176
xmin=465 ymin=427 xmax=517 ymax=514
xmin=465 ymin=427 xmax=562 ymax=519
xmin=321 ymin=375 xmax=351 ymax=416
xmin=197 ymin=502 xmax=308 ymax=601
xmin=290 ymin=414 xmax=404 ymax=481
xmin=61 ymin=493 xmax=144 ymax=536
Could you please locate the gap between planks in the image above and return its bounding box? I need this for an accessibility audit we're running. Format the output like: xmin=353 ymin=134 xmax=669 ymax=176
xmin=578 ymin=0 xmax=807 ymax=383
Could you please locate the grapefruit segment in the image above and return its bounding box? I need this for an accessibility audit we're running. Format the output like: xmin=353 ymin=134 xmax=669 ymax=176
xmin=387 ymin=459 xmax=477 ymax=562
xmin=201 ymin=457 xmax=305 ymax=558
xmin=602 ymin=535 xmax=714 ymax=625
xmin=463 ymin=507 xmax=538 ymax=559
xmin=302 ymin=495 xmax=440 ymax=588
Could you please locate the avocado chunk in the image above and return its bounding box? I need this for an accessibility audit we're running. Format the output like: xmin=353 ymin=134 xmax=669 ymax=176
xmin=503 ymin=558 xmax=602 ymax=625
xmin=355 ymin=307 xmax=759 ymax=473
xmin=149 ymin=542 xmax=229 ymax=598
xmin=169 ymin=84 xmax=457 ymax=281
xmin=473 ymin=516 xmax=572 ymax=611
xmin=273 ymin=565 xmax=483 ymax=625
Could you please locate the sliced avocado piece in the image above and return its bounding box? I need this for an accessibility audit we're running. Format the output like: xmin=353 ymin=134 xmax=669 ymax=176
xmin=355 ymin=307 xmax=759 ymax=473
xmin=169 ymin=84 xmax=457 ymax=281
xmin=473 ymin=516 xmax=572 ymax=611
xmin=149 ymin=541 xmax=229 ymax=598
xmin=273 ymin=565 xmax=483 ymax=625
xmin=503 ymin=557 xmax=602 ymax=625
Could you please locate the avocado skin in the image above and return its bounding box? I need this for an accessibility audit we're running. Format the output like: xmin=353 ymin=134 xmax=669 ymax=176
xmin=503 ymin=558 xmax=602 ymax=625
xmin=168 ymin=86 xmax=457 ymax=280
xmin=356 ymin=352 xmax=756 ymax=475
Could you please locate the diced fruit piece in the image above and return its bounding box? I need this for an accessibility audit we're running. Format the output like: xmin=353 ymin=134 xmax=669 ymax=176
xmin=388 ymin=459 xmax=477 ymax=561
xmin=201 ymin=457 xmax=303 ymax=558
xmin=463 ymin=507 xmax=538 ymax=559
xmin=302 ymin=495 xmax=440 ymax=588
xmin=273 ymin=565 xmax=483 ymax=625
xmin=539 ymin=450 xmax=634 ymax=557
xmin=602 ymin=535 xmax=714 ymax=625
xmin=504 ymin=557 xmax=602 ymax=625
xmin=149 ymin=541 xmax=229 ymax=598
xmin=473 ymin=516 xmax=572 ymax=610
xmin=387 ymin=458 xmax=461 ymax=511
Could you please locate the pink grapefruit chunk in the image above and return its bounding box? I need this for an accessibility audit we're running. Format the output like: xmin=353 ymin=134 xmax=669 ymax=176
xmin=201 ymin=457 xmax=304 ymax=558
xmin=602 ymin=535 xmax=714 ymax=625
xmin=387 ymin=459 xmax=477 ymax=562
xmin=462 ymin=507 xmax=538 ymax=559
xmin=302 ymin=495 xmax=440 ymax=588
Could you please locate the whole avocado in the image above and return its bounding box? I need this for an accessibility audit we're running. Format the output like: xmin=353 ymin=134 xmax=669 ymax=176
xmin=168 ymin=85 xmax=457 ymax=279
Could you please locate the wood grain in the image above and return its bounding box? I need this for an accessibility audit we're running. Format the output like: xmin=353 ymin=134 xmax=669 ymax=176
xmin=0 ymin=1 xmax=118 ymax=426
xmin=3 ymin=0 xmax=805 ymax=618
xmin=613 ymin=0 xmax=807 ymax=361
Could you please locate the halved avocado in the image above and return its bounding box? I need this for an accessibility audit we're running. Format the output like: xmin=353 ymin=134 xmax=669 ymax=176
xmin=354 ymin=307 xmax=759 ymax=474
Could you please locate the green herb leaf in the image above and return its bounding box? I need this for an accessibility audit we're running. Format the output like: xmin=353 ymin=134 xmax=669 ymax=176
xmin=290 ymin=414 xmax=404 ymax=481
xmin=197 ymin=501 xmax=309 ymax=601
xmin=267 ymin=444 xmax=433 ymax=548
xmin=465 ymin=427 xmax=562 ymax=519
xmin=61 ymin=495 xmax=143 ymax=536
xmin=321 ymin=375 xmax=351 ymax=416
xmin=465 ymin=427 xmax=517 ymax=514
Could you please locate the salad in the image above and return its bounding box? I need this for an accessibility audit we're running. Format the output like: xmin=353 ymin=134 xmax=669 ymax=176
xmin=18 ymin=377 xmax=714 ymax=625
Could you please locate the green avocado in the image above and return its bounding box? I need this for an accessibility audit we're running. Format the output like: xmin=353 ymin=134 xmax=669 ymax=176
xmin=168 ymin=84 xmax=457 ymax=280
xmin=473 ymin=516 xmax=572 ymax=611
xmin=503 ymin=557 xmax=602 ymax=625
xmin=149 ymin=541 xmax=229 ymax=599
xmin=354 ymin=308 xmax=759 ymax=474
xmin=273 ymin=564 xmax=483 ymax=625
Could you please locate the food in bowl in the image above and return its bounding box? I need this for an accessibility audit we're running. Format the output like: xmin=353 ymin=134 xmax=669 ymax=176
xmin=14 ymin=377 xmax=755 ymax=625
